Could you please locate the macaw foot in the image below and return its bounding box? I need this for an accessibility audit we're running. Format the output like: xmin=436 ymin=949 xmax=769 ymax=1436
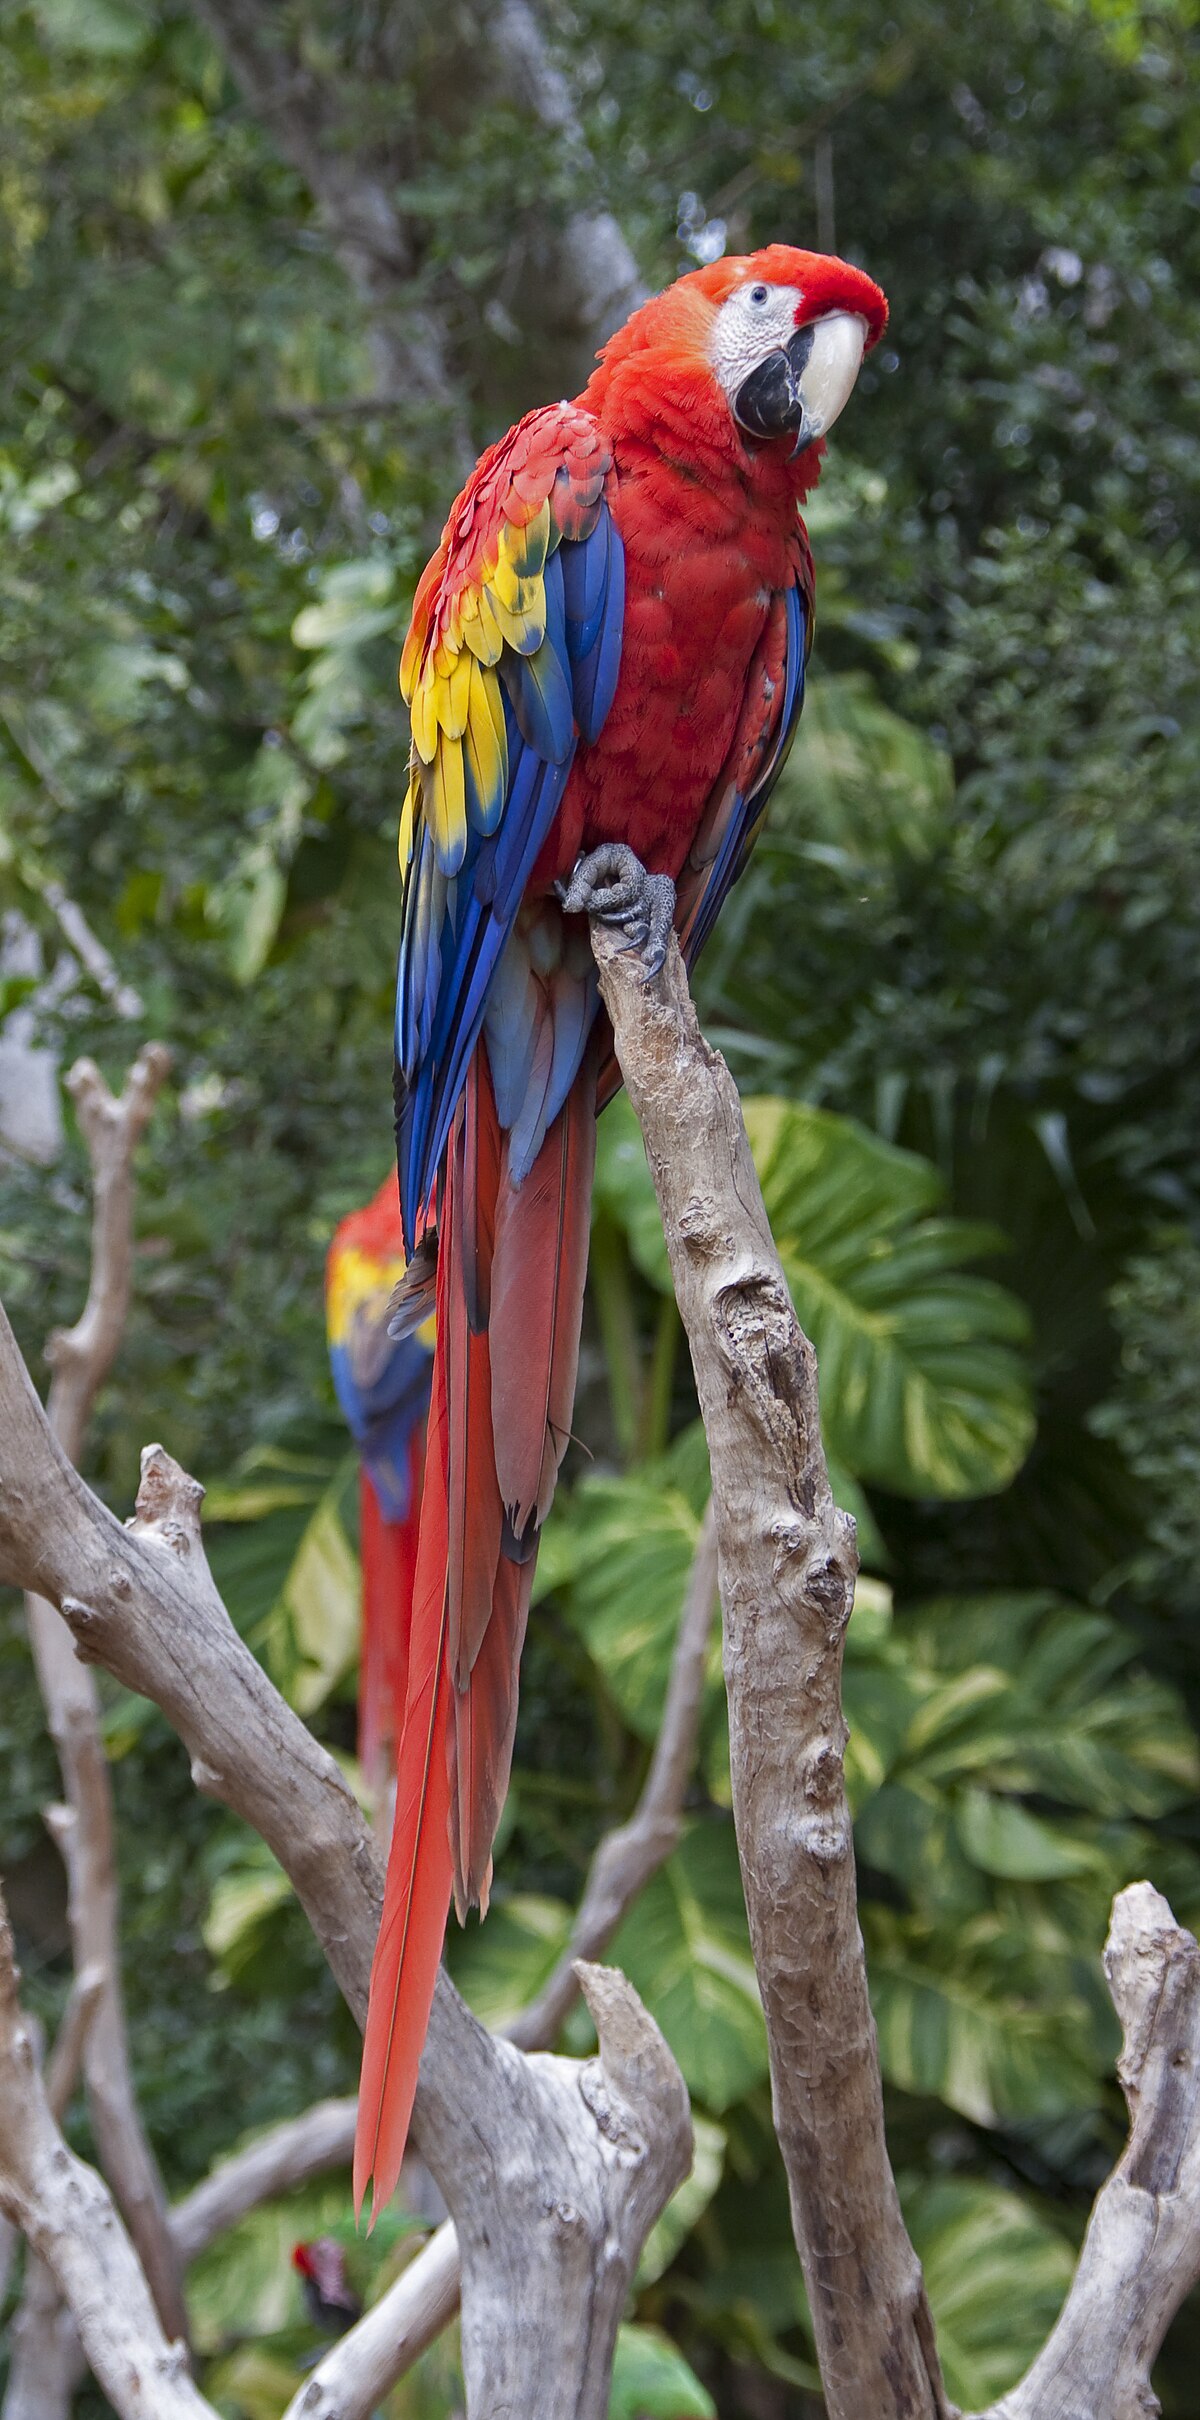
xmin=558 ymin=843 xmax=676 ymax=981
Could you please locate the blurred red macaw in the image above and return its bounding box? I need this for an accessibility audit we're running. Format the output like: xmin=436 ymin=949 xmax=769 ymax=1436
xmin=325 ymin=1176 xmax=434 ymax=1803
xmin=356 ymin=243 xmax=888 ymax=2214
xmin=291 ymin=2237 xmax=362 ymax=2336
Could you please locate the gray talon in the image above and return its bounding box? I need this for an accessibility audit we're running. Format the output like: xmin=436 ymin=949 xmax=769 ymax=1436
xmin=558 ymin=844 xmax=676 ymax=982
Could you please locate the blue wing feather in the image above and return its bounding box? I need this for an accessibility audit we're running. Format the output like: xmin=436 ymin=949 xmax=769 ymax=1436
xmin=395 ymin=497 xmax=625 ymax=1244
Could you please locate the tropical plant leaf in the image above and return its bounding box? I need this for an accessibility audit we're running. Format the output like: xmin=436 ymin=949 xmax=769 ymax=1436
xmin=200 ymin=2344 xmax=300 ymax=2420
xmin=954 ymin=1786 xmax=1098 ymax=1881
xmin=272 ymin=1482 xmax=361 ymax=1717
xmin=447 ymin=1892 xmax=573 ymax=2031
xmin=867 ymin=1906 xmax=1101 ymax=2124
xmin=593 ymin=1093 xmax=673 ymax=1293
xmin=902 ymin=2177 xmax=1075 ymax=2409
xmin=897 ymin=1594 xmax=1200 ymax=1817
xmin=588 ymin=1092 xmax=1034 ymax=1500
xmin=537 ymin=1422 xmax=714 ymax=1742
xmin=609 ymin=1821 xmax=767 ymax=2112
xmin=744 ymin=1097 xmax=1035 ymax=1498
xmin=202 ymin=1842 xmax=294 ymax=1985
xmin=609 ymin=2325 xmax=716 ymax=2420
xmin=637 ymin=2114 xmax=727 ymax=2286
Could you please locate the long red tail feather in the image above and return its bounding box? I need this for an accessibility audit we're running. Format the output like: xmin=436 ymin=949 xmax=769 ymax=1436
xmin=355 ymin=1049 xmax=596 ymax=2215
xmin=354 ymin=1316 xmax=453 ymax=2223
xmin=489 ymin=1056 xmax=597 ymax=1539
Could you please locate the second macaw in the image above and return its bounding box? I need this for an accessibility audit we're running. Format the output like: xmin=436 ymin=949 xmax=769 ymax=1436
xmin=325 ymin=1176 xmax=434 ymax=1799
xmin=356 ymin=243 xmax=888 ymax=2215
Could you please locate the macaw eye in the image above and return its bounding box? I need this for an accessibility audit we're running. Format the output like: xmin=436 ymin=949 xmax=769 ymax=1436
xmin=749 ymin=283 xmax=769 ymax=305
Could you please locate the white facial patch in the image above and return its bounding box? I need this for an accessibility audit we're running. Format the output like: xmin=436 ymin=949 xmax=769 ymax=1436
xmin=708 ymin=280 xmax=803 ymax=406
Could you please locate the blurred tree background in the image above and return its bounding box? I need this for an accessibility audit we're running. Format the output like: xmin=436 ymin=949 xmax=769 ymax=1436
xmin=0 ymin=0 xmax=1197 ymax=2411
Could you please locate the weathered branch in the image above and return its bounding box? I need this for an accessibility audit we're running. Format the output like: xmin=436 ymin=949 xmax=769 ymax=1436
xmin=282 ymin=1962 xmax=688 ymax=2420
xmin=0 ymin=1342 xmax=690 ymax=2416
xmin=43 ymin=886 xmax=143 ymax=1022
xmin=22 ymin=1042 xmax=187 ymax=2355
xmin=0 ymin=1969 xmax=100 ymax=2316
xmin=279 ymin=1505 xmax=717 ymax=2406
xmin=979 ymin=1884 xmax=1200 ymax=2420
xmin=591 ymin=921 xmax=951 ymax=2420
xmin=0 ymin=1891 xmax=216 ymax=2420
xmin=44 ymin=1045 xmax=172 ymax=1462
xmin=169 ymin=2100 xmax=357 ymax=2268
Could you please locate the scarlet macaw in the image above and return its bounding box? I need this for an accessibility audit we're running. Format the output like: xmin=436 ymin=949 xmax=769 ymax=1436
xmin=356 ymin=244 xmax=888 ymax=2214
xmin=325 ymin=1176 xmax=434 ymax=1802
xmin=291 ymin=2236 xmax=362 ymax=2336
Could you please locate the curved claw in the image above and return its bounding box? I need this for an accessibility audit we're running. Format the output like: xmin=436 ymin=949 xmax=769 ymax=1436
xmin=558 ymin=843 xmax=676 ymax=982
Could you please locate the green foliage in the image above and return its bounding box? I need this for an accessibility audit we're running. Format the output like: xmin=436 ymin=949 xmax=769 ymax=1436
xmin=902 ymin=2178 xmax=1075 ymax=2408
xmin=610 ymin=1823 xmax=769 ymax=2113
xmin=609 ymin=2326 xmax=716 ymax=2420
xmin=1092 ymin=1227 xmax=1200 ymax=1616
xmin=746 ymin=1097 xmax=1034 ymax=1497
xmin=1 ymin=0 xmax=1198 ymax=2410
xmin=592 ymin=1089 xmax=1036 ymax=1499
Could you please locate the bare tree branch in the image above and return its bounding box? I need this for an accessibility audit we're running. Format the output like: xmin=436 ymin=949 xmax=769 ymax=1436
xmin=590 ymin=918 xmax=952 ymax=2420
xmin=0 ymin=1338 xmax=691 ymax=2417
xmin=43 ymin=887 xmax=144 ymax=1022
xmin=149 ymin=1505 xmax=714 ymax=2406
xmin=2 ymin=2254 xmax=88 ymax=2420
xmin=281 ymin=1963 xmax=687 ymax=2420
xmin=979 ymin=1883 xmax=1200 ymax=2420
xmin=42 ymin=1963 xmax=105 ymax=2123
xmin=269 ymin=1501 xmax=717 ymax=2404
xmin=0 ymin=1890 xmax=216 ymax=2420
xmin=44 ymin=1044 xmax=172 ymax=1463
xmin=168 ymin=2100 xmax=356 ymax=2269
xmin=20 ymin=1043 xmax=187 ymax=2354
xmin=0 ymin=1968 xmax=101 ymax=2316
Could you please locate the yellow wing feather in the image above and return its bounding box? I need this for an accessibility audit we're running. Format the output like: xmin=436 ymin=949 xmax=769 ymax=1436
xmin=402 ymin=481 xmax=569 ymax=876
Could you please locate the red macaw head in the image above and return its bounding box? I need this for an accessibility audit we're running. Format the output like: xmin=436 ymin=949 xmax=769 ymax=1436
xmin=591 ymin=244 xmax=887 ymax=462
xmin=694 ymin=245 xmax=888 ymax=451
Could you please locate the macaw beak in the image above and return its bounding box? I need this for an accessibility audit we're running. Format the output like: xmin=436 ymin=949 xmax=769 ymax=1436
xmin=733 ymin=309 xmax=869 ymax=448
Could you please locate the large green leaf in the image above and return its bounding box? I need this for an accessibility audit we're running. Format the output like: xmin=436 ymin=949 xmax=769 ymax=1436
xmin=849 ymin=1589 xmax=1200 ymax=2119
xmin=903 ymin=2178 xmax=1075 ymax=2409
xmin=897 ymin=1593 xmax=1200 ymax=1818
xmin=867 ymin=1907 xmax=1099 ymax=2124
xmin=447 ymin=1893 xmax=572 ymax=2031
xmin=273 ymin=1483 xmax=361 ymax=1717
xmin=209 ymin=1449 xmax=363 ymax=1718
xmin=609 ymin=1821 xmax=767 ymax=2112
xmin=744 ymin=1098 xmax=1034 ymax=1498
xmin=202 ymin=1844 xmax=294 ymax=1986
xmin=537 ymin=1422 xmax=714 ymax=1742
xmin=609 ymin=2326 xmax=715 ymax=2420
xmin=637 ymin=2114 xmax=727 ymax=2286
xmin=588 ymin=1091 xmax=1033 ymax=1500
